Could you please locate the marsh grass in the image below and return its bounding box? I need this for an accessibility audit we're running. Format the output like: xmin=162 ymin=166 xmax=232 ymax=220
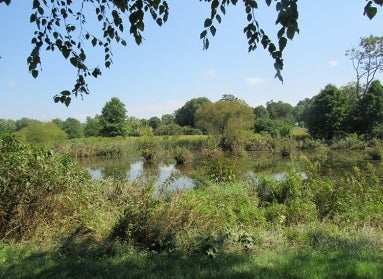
xmin=2 ymin=136 xmax=383 ymax=278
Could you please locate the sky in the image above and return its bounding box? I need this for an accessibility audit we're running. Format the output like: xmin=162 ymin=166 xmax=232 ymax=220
xmin=0 ymin=1 xmax=382 ymax=121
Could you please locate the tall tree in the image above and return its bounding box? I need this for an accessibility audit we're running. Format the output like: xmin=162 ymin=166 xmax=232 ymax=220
xmin=148 ymin=116 xmax=162 ymax=130
xmin=99 ymin=97 xmax=128 ymax=137
xmin=346 ymin=35 xmax=383 ymax=98
xmin=62 ymin=117 xmax=84 ymax=139
xmin=356 ymin=80 xmax=383 ymax=136
xmin=175 ymin=97 xmax=211 ymax=127
xmin=305 ymin=85 xmax=349 ymax=140
xmin=84 ymin=116 xmax=101 ymax=137
xmin=253 ymin=105 xmax=269 ymax=119
xmin=266 ymin=100 xmax=294 ymax=124
xmin=161 ymin=114 xmax=175 ymax=125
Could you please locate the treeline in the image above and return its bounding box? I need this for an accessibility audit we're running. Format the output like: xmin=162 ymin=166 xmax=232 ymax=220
xmin=2 ymin=80 xmax=383 ymax=145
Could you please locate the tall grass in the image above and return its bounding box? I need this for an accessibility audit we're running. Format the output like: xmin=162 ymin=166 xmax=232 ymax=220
xmin=1 ymin=135 xmax=383 ymax=278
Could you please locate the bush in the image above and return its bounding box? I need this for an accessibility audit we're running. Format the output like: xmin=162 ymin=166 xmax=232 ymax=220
xmin=173 ymin=146 xmax=193 ymax=165
xmin=0 ymin=134 xmax=91 ymax=240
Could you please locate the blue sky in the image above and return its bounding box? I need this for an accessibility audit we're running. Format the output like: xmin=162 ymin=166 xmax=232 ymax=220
xmin=0 ymin=1 xmax=382 ymax=121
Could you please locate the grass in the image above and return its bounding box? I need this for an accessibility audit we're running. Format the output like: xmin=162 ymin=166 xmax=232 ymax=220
xmin=1 ymin=226 xmax=382 ymax=279
xmin=1 ymin=135 xmax=383 ymax=278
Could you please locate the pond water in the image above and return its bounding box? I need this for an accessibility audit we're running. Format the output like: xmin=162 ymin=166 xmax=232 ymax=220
xmin=79 ymin=149 xmax=383 ymax=191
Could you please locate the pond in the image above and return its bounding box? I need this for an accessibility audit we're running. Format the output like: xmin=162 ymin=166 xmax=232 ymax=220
xmin=79 ymin=149 xmax=383 ymax=191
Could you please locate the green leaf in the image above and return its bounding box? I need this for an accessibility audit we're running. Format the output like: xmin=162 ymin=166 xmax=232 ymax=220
xmin=61 ymin=90 xmax=71 ymax=96
xmin=31 ymin=70 xmax=38 ymax=78
xmin=64 ymin=96 xmax=71 ymax=107
xmin=366 ymin=6 xmax=378 ymax=19
xmin=200 ymin=30 xmax=208 ymax=39
xmin=220 ymin=5 xmax=226 ymax=15
xmin=70 ymin=57 xmax=78 ymax=67
xmin=30 ymin=13 xmax=36 ymax=23
xmin=210 ymin=25 xmax=217 ymax=36
xmin=91 ymin=37 xmax=97 ymax=47
xmin=279 ymin=37 xmax=287 ymax=51
xmin=204 ymin=18 xmax=212 ymax=28
xmin=216 ymin=14 xmax=222 ymax=24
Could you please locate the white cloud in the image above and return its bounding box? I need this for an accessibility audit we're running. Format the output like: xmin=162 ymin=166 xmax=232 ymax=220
xmin=244 ymin=77 xmax=266 ymax=85
xmin=8 ymin=81 xmax=16 ymax=88
xmin=203 ymin=69 xmax=216 ymax=80
xmin=328 ymin=60 xmax=339 ymax=67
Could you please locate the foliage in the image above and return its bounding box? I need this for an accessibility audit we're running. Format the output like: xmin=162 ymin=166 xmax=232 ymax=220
xmin=201 ymin=148 xmax=237 ymax=184
xmin=148 ymin=116 xmax=162 ymax=130
xmin=154 ymin=123 xmax=183 ymax=136
xmin=254 ymin=118 xmax=292 ymax=138
xmin=0 ymin=134 xmax=91 ymax=240
xmin=16 ymin=121 xmax=67 ymax=145
xmin=0 ymin=119 xmax=16 ymax=134
xmin=84 ymin=115 xmax=102 ymax=137
xmin=138 ymin=127 xmax=160 ymax=163
xmin=253 ymin=105 xmax=269 ymax=119
xmin=305 ymin=84 xmax=350 ymax=140
xmin=99 ymin=97 xmax=128 ymax=137
xmin=346 ymin=35 xmax=383 ymax=98
xmin=175 ymin=97 xmax=211 ymax=128
xmin=14 ymin=118 xmax=41 ymax=131
xmin=266 ymin=100 xmax=295 ymax=124
xmin=356 ymin=80 xmax=383 ymax=136
xmin=195 ymin=96 xmax=254 ymax=152
xmin=161 ymin=114 xmax=175 ymax=125
xmin=173 ymin=146 xmax=193 ymax=165
xmin=62 ymin=117 xmax=84 ymax=139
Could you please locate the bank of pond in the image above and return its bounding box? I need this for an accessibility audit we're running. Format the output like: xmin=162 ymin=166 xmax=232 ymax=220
xmin=1 ymin=134 xmax=383 ymax=278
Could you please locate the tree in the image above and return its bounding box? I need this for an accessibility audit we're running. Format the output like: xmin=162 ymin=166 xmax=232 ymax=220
xmin=175 ymin=97 xmax=211 ymax=127
xmin=195 ymin=96 xmax=254 ymax=151
xmin=266 ymin=100 xmax=294 ymax=124
xmin=293 ymin=98 xmax=310 ymax=126
xmin=346 ymin=35 xmax=383 ymax=98
xmin=355 ymin=80 xmax=383 ymax=136
xmin=99 ymin=97 xmax=128 ymax=137
xmin=161 ymin=114 xmax=175 ymax=125
xmin=62 ymin=117 xmax=84 ymax=139
xmin=0 ymin=119 xmax=16 ymax=134
xmin=84 ymin=116 xmax=101 ymax=137
xmin=305 ymin=85 xmax=349 ymax=140
xmin=15 ymin=118 xmax=40 ymax=131
xmin=253 ymin=105 xmax=269 ymax=119
xmin=254 ymin=118 xmax=292 ymax=138
xmin=148 ymin=116 xmax=162 ymax=130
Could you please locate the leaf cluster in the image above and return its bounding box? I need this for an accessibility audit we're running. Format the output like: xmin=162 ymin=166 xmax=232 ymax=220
xmin=25 ymin=0 xmax=169 ymax=106
xmin=200 ymin=0 xmax=299 ymax=82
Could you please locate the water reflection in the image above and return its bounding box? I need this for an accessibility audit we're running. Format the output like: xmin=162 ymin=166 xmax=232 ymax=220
xmin=80 ymin=149 xmax=383 ymax=191
xmin=83 ymin=157 xmax=195 ymax=191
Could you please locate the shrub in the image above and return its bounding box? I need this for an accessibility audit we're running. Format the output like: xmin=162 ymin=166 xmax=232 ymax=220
xmin=0 ymin=134 xmax=91 ymax=240
xmin=173 ymin=146 xmax=193 ymax=165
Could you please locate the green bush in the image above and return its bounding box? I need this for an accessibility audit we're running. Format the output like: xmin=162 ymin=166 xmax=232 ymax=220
xmin=173 ymin=146 xmax=193 ymax=165
xmin=0 ymin=134 xmax=91 ymax=240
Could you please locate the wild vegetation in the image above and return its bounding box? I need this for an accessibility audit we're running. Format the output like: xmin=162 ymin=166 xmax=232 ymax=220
xmin=1 ymin=133 xmax=383 ymax=278
xmin=1 ymin=35 xmax=383 ymax=277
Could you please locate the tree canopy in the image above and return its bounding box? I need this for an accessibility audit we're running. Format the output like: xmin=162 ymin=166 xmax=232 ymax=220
xmin=99 ymin=97 xmax=128 ymax=137
xmin=346 ymin=35 xmax=383 ymax=98
xmin=0 ymin=0 xmax=381 ymax=105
